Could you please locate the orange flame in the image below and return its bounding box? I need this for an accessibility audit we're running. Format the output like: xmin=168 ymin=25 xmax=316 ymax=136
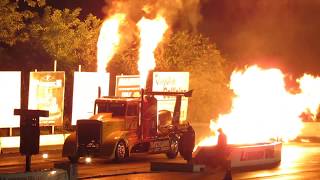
xmin=298 ymin=74 xmax=320 ymax=117
xmin=197 ymin=65 xmax=320 ymax=148
xmin=137 ymin=15 xmax=168 ymax=88
xmin=97 ymin=13 xmax=125 ymax=73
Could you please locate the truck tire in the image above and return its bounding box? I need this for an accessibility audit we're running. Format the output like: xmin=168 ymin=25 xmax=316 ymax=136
xmin=68 ymin=155 xmax=79 ymax=163
xmin=178 ymin=126 xmax=195 ymax=162
xmin=166 ymin=137 xmax=179 ymax=159
xmin=115 ymin=141 xmax=128 ymax=162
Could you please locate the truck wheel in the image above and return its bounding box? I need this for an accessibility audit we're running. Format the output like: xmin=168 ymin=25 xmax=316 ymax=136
xmin=166 ymin=137 xmax=179 ymax=159
xmin=115 ymin=141 xmax=128 ymax=162
xmin=68 ymin=155 xmax=79 ymax=163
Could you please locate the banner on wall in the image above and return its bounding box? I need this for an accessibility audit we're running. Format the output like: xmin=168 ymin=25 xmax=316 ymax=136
xmin=28 ymin=71 xmax=65 ymax=126
xmin=0 ymin=71 xmax=21 ymax=128
xmin=115 ymin=75 xmax=140 ymax=97
xmin=72 ymin=72 xmax=109 ymax=125
xmin=152 ymin=72 xmax=189 ymax=121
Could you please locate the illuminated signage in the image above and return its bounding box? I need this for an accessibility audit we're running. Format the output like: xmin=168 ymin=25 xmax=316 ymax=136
xmin=152 ymin=72 xmax=189 ymax=121
xmin=115 ymin=73 xmax=190 ymax=121
xmin=28 ymin=71 xmax=65 ymax=126
xmin=0 ymin=71 xmax=21 ymax=128
xmin=72 ymin=72 xmax=109 ymax=125
xmin=153 ymin=72 xmax=189 ymax=95
xmin=115 ymin=75 xmax=140 ymax=97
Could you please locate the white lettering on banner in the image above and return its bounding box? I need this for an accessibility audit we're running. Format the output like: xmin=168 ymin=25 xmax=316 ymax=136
xmin=240 ymin=148 xmax=275 ymax=161
xmin=36 ymin=80 xmax=62 ymax=88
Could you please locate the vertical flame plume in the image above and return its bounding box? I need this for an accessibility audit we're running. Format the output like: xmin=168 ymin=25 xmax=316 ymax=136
xmin=97 ymin=13 xmax=125 ymax=73
xmin=197 ymin=65 xmax=320 ymax=149
xmin=137 ymin=15 xmax=168 ymax=88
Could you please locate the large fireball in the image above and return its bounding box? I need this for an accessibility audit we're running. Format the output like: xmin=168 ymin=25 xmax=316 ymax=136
xmin=197 ymin=65 xmax=320 ymax=148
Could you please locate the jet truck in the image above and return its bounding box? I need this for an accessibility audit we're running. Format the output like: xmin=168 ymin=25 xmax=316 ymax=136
xmin=62 ymin=89 xmax=194 ymax=163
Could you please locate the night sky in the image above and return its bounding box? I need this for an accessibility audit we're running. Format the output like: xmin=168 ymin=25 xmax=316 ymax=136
xmin=49 ymin=0 xmax=320 ymax=77
xmin=200 ymin=0 xmax=320 ymax=77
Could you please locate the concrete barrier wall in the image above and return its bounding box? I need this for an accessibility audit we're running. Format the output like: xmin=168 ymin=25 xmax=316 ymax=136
xmin=229 ymin=142 xmax=282 ymax=168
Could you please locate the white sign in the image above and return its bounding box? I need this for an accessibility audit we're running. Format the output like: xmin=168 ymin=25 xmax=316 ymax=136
xmin=0 ymin=72 xmax=21 ymax=128
xmin=152 ymin=72 xmax=189 ymax=121
xmin=115 ymin=75 xmax=140 ymax=97
xmin=72 ymin=72 xmax=109 ymax=125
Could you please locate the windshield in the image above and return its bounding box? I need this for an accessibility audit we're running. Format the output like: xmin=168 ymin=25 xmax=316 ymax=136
xmin=96 ymin=102 xmax=126 ymax=116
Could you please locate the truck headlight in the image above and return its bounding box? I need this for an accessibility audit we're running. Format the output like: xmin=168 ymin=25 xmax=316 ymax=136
xmin=85 ymin=157 xmax=92 ymax=164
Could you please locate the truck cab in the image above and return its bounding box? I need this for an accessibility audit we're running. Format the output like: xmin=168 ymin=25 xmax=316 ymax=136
xmin=62 ymin=90 xmax=193 ymax=163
